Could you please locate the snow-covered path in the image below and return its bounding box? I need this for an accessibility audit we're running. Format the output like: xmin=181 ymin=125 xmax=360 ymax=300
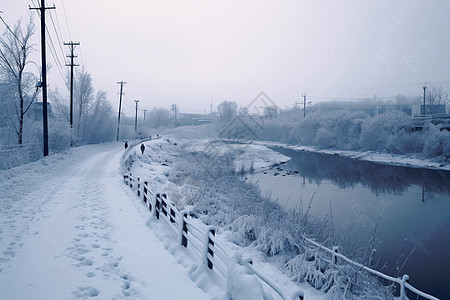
xmin=0 ymin=143 xmax=208 ymax=299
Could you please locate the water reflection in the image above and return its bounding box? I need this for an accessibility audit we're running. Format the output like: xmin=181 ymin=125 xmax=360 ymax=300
xmin=261 ymin=147 xmax=450 ymax=298
xmin=271 ymin=147 xmax=450 ymax=198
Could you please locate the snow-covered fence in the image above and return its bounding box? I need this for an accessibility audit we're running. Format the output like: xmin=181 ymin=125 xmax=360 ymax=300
xmin=123 ymin=172 xmax=305 ymax=300
xmin=0 ymin=143 xmax=42 ymax=170
xmin=303 ymin=236 xmax=439 ymax=300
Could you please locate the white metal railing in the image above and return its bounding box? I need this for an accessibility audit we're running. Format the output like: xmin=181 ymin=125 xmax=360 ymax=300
xmin=123 ymin=172 xmax=305 ymax=300
xmin=303 ymin=236 xmax=439 ymax=300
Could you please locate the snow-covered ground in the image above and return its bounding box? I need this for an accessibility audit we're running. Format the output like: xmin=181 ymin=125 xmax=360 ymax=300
xmin=0 ymin=140 xmax=326 ymax=299
xmin=0 ymin=143 xmax=209 ymax=299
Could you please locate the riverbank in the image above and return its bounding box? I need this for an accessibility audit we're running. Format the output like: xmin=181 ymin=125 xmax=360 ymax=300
xmin=255 ymin=140 xmax=450 ymax=171
xmin=151 ymin=124 xmax=450 ymax=171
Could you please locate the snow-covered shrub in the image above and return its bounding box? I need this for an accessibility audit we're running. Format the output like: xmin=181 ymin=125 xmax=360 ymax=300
xmin=423 ymin=126 xmax=449 ymax=158
xmin=252 ymin=108 xmax=447 ymax=160
xmin=285 ymin=248 xmax=340 ymax=291
xmin=387 ymin=128 xmax=423 ymax=154
xmin=254 ymin=227 xmax=296 ymax=256
xmin=359 ymin=112 xmax=409 ymax=151
xmin=229 ymin=215 xmax=262 ymax=245
xmin=48 ymin=121 xmax=71 ymax=151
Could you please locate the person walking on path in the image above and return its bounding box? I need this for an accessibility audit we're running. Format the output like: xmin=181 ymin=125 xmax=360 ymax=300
xmin=140 ymin=143 xmax=145 ymax=155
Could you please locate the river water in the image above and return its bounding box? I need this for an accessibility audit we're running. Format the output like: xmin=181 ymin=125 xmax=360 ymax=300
xmin=251 ymin=147 xmax=450 ymax=299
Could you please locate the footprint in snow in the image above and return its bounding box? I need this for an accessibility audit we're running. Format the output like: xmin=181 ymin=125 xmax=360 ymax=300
xmin=72 ymin=286 xmax=100 ymax=298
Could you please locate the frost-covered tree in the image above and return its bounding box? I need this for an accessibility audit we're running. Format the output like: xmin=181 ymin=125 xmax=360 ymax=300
xmin=71 ymin=68 xmax=115 ymax=144
xmin=0 ymin=18 xmax=39 ymax=145
xmin=218 ymin=101 xmax=237 ymax=122
xmin=73 ymin=67 xmax=94 ymax=135
xmin=148 ymin=107 xmax=172 ymax=129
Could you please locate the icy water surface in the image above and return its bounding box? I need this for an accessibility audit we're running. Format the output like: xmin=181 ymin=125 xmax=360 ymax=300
xmin=251 ymin=147 xmax=450 ymax=299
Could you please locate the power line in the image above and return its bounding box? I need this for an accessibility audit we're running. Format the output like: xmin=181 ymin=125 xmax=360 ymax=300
xmin=47 ymin=9 xmax=66 ymax=60
xmin=32 ymin=5 xmax=69 ymax=89
xmin=60 ymin=0 xmax=72 ymax=40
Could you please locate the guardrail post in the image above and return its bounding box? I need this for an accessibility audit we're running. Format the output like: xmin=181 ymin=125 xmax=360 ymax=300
xmin=155 ymin=194 xmax=161 ymax=220
xmin=204 ymin=226 xmax=216 ymax=270
xmin=143 ymin=181 xmax=148 ymax=204
xmin=399 ymin=274 xmax=409 ymax=300
xmin=137 ymin=177 xmax=141 ymax=197
xmin=332 ymin=246 xmax=339 ymax=267
xmin=180 ymin=210 xmax=188 ymax=248
xmin=170 ymin=208 xmax=176 ymax=223
xmin=161 ymin=193 xmax=168 ymax=217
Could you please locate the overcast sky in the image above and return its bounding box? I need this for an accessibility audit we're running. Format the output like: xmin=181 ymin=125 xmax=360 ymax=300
xmin=2 ymin=0 xmax=449 ymax=114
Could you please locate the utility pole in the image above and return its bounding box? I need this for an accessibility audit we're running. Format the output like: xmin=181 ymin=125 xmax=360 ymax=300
xmin=30 ymin=0 xmax=55 ymax=157
xmin=302 ymin=93 xmax=307 ymax=118
xmin=64 ymin=41 xmax=80 ymax=146
xmin=171 ymin=104 xmax=178 ymax=127
xmin=116 ymin=81 xmax=126 ymax=141
xmin=143 ymin=109 xmax=147 ymax=123
xmin=423 ymin=85 xmax=427 ymax=116
xmin=134 ymin=100 xmax=139 ymax=138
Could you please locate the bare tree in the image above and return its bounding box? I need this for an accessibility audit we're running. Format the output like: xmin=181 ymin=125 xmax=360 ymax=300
xmin=0 ymin=18 xmax=38 ymax=144
xmin=426 ymin=85 xmax=449 ymax=112
xmin=218 ymin=101 xmax=237 ymax=122
xmin=425 ymin=85 xmax=450 ymax=112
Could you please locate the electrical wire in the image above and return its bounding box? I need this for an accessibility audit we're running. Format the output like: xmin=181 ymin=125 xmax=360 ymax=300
xmin=59 ymin=0 xmax=72 ymax=41
xmin=47 ymin=9 xmax=66 ymax=60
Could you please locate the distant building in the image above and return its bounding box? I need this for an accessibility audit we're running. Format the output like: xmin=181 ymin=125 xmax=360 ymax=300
xmin=376 ymin=105 xmax=412 ymax=116
xmin=32 ymin=102 xmax=53 ymax=122
xmin=413 ymin=104 xmax=446 ymax=116
xmin=177 ymin=112 xmax=215 ymax=126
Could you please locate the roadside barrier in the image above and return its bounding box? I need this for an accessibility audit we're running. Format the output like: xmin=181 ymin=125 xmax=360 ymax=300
xmin=303 ymin=237 xmax=439 ymax=300
xmin=123 ymin=172 xmax=305 ymax=300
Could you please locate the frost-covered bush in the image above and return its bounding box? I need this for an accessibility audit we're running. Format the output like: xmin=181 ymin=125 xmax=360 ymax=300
xmin=359 ymin=112 xmax=410 ymax=151
xmin=254 ymin=227 xmax=296 ymax=256
xmin=387 ymin=128 xmax=423 ymax=154
xmin=423 ymin=126 xmax=450 ymax=158
xmin=49 ymin=121 xmax=71 ymax=151
xmin=252 ymin=109 xmax=448 ymax=160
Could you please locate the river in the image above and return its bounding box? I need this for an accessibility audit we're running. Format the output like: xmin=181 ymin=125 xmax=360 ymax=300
xmin=250 ymin=147 xmax=450 ymax=299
